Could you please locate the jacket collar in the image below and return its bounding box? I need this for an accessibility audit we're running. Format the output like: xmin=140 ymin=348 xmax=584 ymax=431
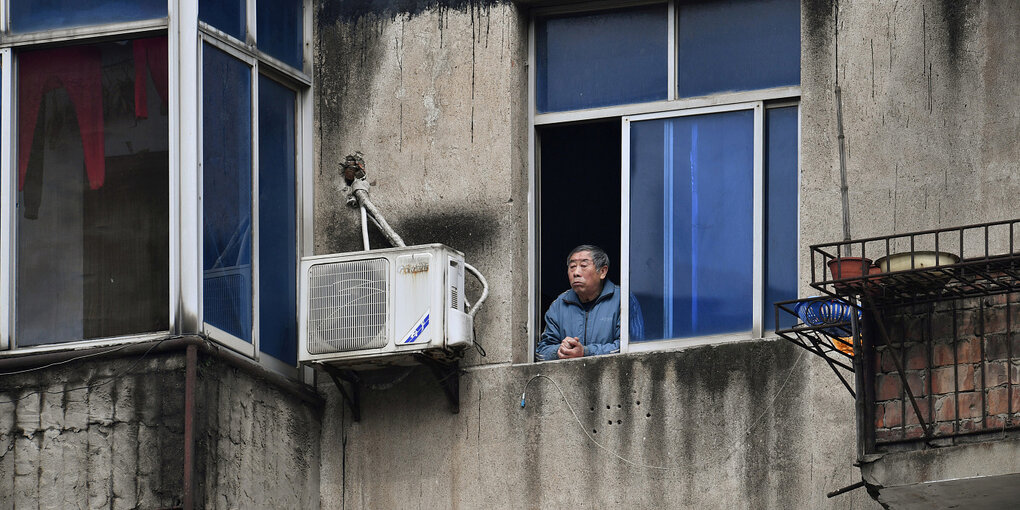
xmin=564 ymin=280 xmax=616 ymax=306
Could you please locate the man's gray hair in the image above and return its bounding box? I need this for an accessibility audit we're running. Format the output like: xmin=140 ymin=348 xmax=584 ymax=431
xmin=567 ymin=244 xmax=610 ymax=270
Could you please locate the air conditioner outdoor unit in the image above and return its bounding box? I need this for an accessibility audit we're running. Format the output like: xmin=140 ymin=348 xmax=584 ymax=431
xmin=298 ymin=244 xmax=473 ymax=367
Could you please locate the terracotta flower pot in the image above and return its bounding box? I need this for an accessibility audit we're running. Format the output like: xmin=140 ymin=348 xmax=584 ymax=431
xmin=827 ymin=256 xmax=873 ymax=280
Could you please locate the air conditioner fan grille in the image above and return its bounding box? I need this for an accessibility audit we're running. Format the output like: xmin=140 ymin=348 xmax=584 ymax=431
xmin=306 ymin=258 xmax=388 ymax=353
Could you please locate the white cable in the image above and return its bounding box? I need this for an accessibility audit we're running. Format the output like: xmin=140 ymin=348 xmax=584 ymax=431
xmin=520 ymin=374 xmax=672 ymax=470
xmin=360 ymin=204 xmax=370 ymax=250
xmin=464 ymin=262 xmax=489 ymax=319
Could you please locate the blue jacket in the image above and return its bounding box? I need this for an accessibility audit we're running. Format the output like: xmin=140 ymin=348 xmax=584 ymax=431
xmin=536 ymin=280 xmax=644 ymax=361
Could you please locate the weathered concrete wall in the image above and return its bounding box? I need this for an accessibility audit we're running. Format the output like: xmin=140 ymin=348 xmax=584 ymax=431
xmin=312 ymin=0 xmax=1018 ymax=508
xmin=320 ymin=339 xmax=874 ymax=508
xmin=314 ymin=0 xmax=530 ymax=365
xmin=0 ymin=354 xmax=186 ymax=509
xmin=195 ymin=356 xmax=322 ymax=509
xmin=0 ymin=349 xmax=322 ymax=509
xmin=800 ymin=0 xmax=1020 ymax=259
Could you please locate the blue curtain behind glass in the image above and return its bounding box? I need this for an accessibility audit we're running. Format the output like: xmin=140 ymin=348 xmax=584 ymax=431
xmin=203 ymin=43 xmax=253 ymax=343
xmin=677 ymin=0 xmax=800 ymax=98
xmin=10 ymin=0 xmax=165 ymax=33
xmin=257 ymin=0 xmax=303 ymax=69
xmin=200 ymin=0 xmax=246 ymax=41
xmin=764 ymin=106 xmax=799 ymax=331
xmin=257 ymin=76 xmax=297 ymax=365
xmin=630 ymin=110 xmax=754 ymax=341
xmin=536 ymin=4 xmax=667 ymax=113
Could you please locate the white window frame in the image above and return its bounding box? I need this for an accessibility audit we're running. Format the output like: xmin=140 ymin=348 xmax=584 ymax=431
xmin=528 ymin=0 xmax=801 ymax=359
xmin=621 ymin=101 xmax=763 ymax=352
xmin=0 ymin=9 xmax=174 ymax=355
xmin=195 ymin=1 xmax=312 ymax=370
xmin=0 ymin=0 xmax=314 ymax=380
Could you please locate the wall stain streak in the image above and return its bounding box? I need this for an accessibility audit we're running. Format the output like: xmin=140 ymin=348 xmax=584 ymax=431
xmin=318 ymin=0 xmax=501 ymax=26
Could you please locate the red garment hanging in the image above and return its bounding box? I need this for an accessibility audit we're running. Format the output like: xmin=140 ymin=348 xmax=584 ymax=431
xmin=18 ymin=46 xmax=106 ymax=191
xmin=133 ymin=37 xmax=169 ymax=120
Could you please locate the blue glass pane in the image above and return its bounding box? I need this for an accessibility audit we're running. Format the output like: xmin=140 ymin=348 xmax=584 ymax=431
xmin=536 ymin=4 xmax=667 ymax=113
xmin=677 ymin=0 xmax=800 ymax=98
xmin=203 ymin=44 xmax=253 ymax=342
xmin=765 ymin=106 xmax=799 ymax=331
xmin=257 ymin=0 xmax=303 ymax=69
xmin=10 ymin=0 xmax=166 ymax=33
xmin=200 ymin=0 xmax=246 ymax=41
xmin=258 ymin=76 xmax=297 ymax=364
xmin=630 ymin=110 xmax=754 ymax=341
xmin=15 ymin=39 xmax=170 ymax=346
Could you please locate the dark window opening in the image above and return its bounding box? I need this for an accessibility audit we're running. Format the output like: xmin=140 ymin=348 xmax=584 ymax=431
xmin=538 ymin=119 xmax=621 ymax=322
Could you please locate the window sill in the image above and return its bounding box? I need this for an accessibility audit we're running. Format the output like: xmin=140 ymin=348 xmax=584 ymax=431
xmin=529 ymin=331 xmax=781 ymax=365
xmin=626 ymin=331 xmax=765 ymax=354
xmin=0 ymin=334 xmax=322 ymax=407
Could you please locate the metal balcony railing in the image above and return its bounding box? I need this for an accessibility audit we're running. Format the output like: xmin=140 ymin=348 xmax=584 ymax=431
xmin=775 ymin=218 xmax=1020 ymax=454
xmin=809 ymin=218 xmax=1020 ymax=306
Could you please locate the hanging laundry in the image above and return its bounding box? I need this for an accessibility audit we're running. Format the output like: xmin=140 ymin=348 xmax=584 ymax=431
xmin=133 ymin=37 xmax=169 ymax=120
xmin=18 ymin=45 xmax=106 ymax=192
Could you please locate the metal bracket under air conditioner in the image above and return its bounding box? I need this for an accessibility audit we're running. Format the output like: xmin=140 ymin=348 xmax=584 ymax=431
xmin=320 ymin=364 xmax=362 ymax=422
xmin=412 ymin=354 xmax=461 ymax=415
xmin=318 ymin=356 xmax=462 ymax=421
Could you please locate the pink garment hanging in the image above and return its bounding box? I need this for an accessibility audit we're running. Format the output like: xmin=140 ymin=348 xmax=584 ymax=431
xmin=133 ymin=37 xmax=169 ymax=119
xmin=18 ymin=46 xmax=106 ymax=191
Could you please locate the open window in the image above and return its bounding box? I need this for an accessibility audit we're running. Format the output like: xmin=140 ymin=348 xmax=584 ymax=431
xmin=532 ymin=0 xmax=800 ymax=359
xmin=622 ymin=103 xmax=798 ymax=350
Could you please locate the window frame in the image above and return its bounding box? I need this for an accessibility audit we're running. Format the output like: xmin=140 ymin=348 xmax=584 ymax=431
xmin=0 ymin=0 xmax=314 ymax=380
xmin=0 ymin=14 xmax=175 ymax=355
xmin=195 ymin=1 xmax=311 ymax=371
xmin=528 ymin=0 xmax=801 ymax=359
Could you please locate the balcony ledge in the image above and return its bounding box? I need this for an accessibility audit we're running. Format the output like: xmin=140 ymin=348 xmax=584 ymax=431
xmin=861 ymin=438 xmax=1020 ymax=509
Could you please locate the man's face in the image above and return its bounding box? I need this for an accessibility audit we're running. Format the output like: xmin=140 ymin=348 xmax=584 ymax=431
xmin=567 ymin=251 xmax=607 ymax=300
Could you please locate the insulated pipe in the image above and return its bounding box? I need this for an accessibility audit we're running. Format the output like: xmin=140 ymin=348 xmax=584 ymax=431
xmin=183 ymin=344 xmax=196 ymax=510
xmin=346 ymin=169 xmax=491 ymax=320
xmin=353 ymin=188 xmax=405 ymax=248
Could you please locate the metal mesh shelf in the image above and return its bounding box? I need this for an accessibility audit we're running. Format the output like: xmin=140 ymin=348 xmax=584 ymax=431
xmin=773 ymin=298 xmax=857 ymax=397
xmin=809 ymin=219 xmax=1020 ymax=306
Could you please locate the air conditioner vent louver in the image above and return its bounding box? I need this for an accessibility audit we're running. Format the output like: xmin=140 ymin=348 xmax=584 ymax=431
xmin=306 ymin=258 xmax=388 ymax=353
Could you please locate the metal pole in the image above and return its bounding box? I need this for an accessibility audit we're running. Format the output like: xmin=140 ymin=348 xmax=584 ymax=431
xmin=835 ymin=85 xmax=852 ymax=251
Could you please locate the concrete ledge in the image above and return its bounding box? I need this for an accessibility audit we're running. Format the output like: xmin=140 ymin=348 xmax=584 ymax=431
xmin=861 ymin=438 xmax=1020 ymax=509
xmin=0 ymin=335 xmax=324 ymax=408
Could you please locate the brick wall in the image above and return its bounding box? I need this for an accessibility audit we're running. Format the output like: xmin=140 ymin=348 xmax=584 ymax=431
xmin=871 ymin=292 xmax=1020 ymax=448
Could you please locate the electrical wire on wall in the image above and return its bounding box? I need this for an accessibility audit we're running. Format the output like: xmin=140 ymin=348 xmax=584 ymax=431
xmin=0 ymin=336 xmax=177 ymax=404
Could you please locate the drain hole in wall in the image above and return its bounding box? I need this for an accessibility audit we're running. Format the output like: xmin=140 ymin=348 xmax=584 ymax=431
xmin=590 ymin=406 xmax=595 ymax=412
xmin=593 ymin=429 xmax=598 ymax=434
xmin=607 ymin=420 xmax=612 ymax=425
xmin=646 ymin=413 xmax=651 ymax=418
xmin=636 ymin=401 xmax=641 ymax=406
xmin=617 ymin=404 xmax=622 ymax=409
xmin=606 ymin=405 xmax=611 ymax=409
xmin=616 ymin=420 xmax=622 ymax=424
